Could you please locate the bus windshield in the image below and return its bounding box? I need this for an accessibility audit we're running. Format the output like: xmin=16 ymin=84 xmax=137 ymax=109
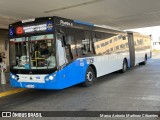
xmin=10 ymin=34 xmax=56 ymax=70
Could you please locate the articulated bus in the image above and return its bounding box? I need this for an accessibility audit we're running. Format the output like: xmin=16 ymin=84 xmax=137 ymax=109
xmin=9 ymin=16 xmax=151 ymax=89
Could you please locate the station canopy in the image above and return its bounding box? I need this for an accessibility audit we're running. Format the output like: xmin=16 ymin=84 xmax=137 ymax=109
xmin=0 ymin=0 xmax=160 ymax=30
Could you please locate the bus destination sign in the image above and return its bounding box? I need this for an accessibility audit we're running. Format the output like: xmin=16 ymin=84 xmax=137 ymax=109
xmin=9 ymin=21 xmax=53 ymax=37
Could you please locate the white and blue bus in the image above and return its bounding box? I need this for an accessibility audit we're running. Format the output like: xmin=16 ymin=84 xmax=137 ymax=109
xmin=9 ymin=16 xmax=151 ymax=89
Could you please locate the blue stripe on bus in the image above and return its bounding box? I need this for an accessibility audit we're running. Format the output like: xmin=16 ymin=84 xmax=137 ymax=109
xmin=10 ymin=58 xmax=90 ymax=90
xmin=74 ymin=20 xmax=94 ymax=26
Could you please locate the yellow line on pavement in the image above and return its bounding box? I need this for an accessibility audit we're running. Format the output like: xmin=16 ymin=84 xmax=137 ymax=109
xmin=0 ymin=89 xmax=26 ymax=98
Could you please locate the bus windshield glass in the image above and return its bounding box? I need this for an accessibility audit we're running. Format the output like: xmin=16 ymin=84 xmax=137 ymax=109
xmin=10 ymin=34 xmax=56 ymax=70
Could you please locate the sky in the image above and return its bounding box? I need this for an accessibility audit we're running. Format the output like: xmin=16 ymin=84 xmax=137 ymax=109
xmin=128 ymin=26 xmax=160 ymax=42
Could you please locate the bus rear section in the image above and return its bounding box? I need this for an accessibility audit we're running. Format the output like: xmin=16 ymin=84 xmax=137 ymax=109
xmin=127 ymin=32 xmax=151 ymax=67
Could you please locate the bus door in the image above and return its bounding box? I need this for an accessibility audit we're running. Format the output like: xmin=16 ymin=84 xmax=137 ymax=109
xmin=56 ymin=33 xmax=67 ymax=68
xmin=127 ymin=32 xmax=135 ymax=67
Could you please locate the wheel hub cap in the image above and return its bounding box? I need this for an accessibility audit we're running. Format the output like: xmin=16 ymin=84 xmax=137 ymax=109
xmin=87 ymin=71 xmax=93 ymax=82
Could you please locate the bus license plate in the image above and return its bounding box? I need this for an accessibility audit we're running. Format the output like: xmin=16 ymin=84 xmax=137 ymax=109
xmin=26 ymin=85 xmax=35 ymax=88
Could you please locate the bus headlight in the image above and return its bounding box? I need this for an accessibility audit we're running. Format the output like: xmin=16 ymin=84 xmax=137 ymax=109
xmin=12 ymin=75 xmax=15 ymax=79
xmin=45 ymin=73 xmax=56 ymax=81
xmin=11 ymin=75 xmax=17 ymax=80
xmin=49 ymin=75 xmax=54 ymax=80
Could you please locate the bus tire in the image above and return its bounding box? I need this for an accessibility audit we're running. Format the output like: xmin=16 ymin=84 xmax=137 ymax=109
xmin=139 ymin=55 xmax=147 ymax=65
xmin=81 ymin=66 xmax=95 ymax=87
xmin=120 ymin=59 xmax=128 ymax=73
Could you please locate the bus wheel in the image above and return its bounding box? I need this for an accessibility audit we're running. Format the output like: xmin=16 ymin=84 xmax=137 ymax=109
xmin=81 ymin=66 xmax=95 ymax=87
xmin=120 ymin=59 xmax=128 ymax=73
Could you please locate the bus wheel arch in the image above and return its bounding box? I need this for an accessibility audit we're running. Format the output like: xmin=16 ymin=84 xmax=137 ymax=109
xmin=89 ymin=64 xmax=97 ymax=78
xmin=140 ymin=54 xmax=147 ymax=65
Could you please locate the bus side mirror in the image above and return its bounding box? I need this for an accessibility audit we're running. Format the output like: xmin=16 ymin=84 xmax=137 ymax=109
xmin=57 ymin=29 xmax=66 ymax=47
xmin=62 ymin=35 xmax=67 ymax=47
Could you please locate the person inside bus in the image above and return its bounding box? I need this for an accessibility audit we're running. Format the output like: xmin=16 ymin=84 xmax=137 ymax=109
xmin=46 ymin=52 xmax=56 ymax=67
xmin=81 ymin=44 xmax=88 ymax=55
xmin=31 ymin=41 xmax=40 ymax=58
xmin=40 ymin=44 xmax=49 ymax=58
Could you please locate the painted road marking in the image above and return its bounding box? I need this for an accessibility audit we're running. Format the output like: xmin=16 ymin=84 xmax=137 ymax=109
xmin=0 ymin=89 xmax=26 ymax=98
xmin=135 ymin=95 xmax=160 ymax=101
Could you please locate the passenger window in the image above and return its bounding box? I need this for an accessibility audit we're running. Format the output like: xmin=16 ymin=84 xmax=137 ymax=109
xmin=93 ymin=32 xmax=118 ymax=55
xmin=65 ymin=35 xmax=75 ymax=61
xmin=84 ymin=31 xmax=92 ymax=54
xmin=62 ymin=27 xmax=93 ymax=61
xmin=60 ymin=27 xmax=78 ymax=61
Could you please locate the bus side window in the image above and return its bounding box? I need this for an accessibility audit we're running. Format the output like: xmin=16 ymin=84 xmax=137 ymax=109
xmin=63 ymin=27 xmax=93 ymax=59
xmin=65 ymin=35 xmax=74 ymax=61
xmin=61 ymin=27 xmax=78 ymax=62
xmin=91 ymin=32 xmax=97 ymax=54
xmin=83 ymin=31 xmax=92 ymax=55
xmin=74 ymin=30 xmax=93 ymax=57
xmin=66 ymin=45 xmax=73 ymax=61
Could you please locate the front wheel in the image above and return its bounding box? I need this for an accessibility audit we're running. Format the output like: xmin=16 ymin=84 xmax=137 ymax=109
xmin=120 ymin=59 xmax=128 ymax=73
xmin=81 ymin=66 xmax=95 ymax=87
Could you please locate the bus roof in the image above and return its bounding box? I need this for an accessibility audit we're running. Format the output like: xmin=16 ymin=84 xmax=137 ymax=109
xmin=9 ymin=16 xmax=126 ymax=37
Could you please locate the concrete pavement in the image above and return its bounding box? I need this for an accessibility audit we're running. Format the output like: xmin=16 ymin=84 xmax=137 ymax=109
xmin=0 ymin=54 xmax=160 ymax=120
